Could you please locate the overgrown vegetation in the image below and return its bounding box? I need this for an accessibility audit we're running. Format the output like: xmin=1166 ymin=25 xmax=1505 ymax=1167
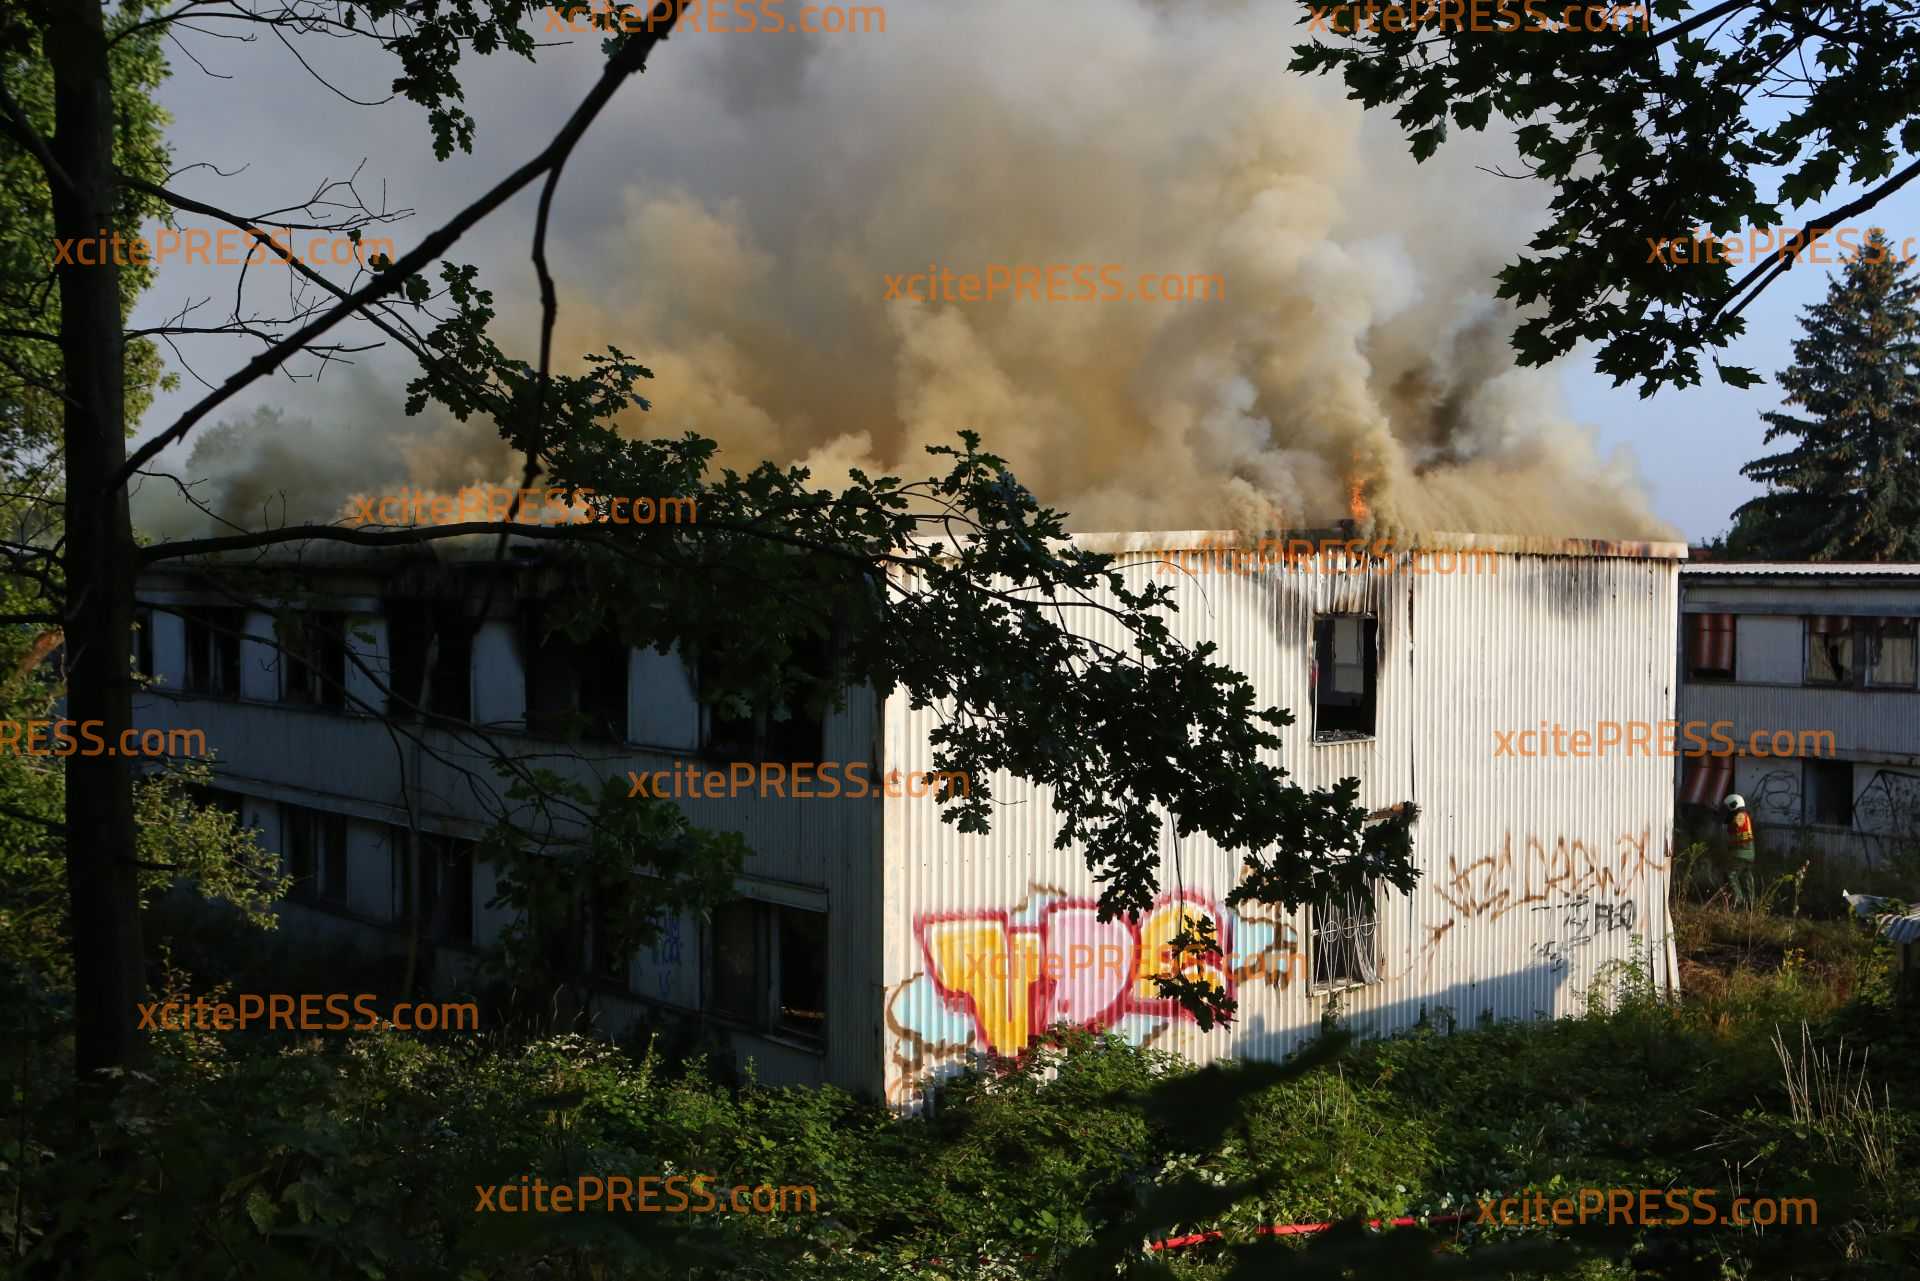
xmin=6 ymin=835 xmax=1916 ymax=1279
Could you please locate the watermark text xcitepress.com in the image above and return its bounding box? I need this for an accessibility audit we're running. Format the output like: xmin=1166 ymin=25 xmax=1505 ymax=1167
xmin=545 ymin=1 xmax=883 ymax=34
xmin=1648 ymin=225 xmax=1919 ymax=266
xmin=1478 ymin=1189 xmax=1815 ymax=1227
xmin=885 ymin=264 xmax=1224 ymax=304
xmin=475 ymin=1174 xmax=816 ymax=1214
xmin=137 ymin=994 xmax=477 ymax=1032
xmin=1308 ymin=1 xmax=1647 ymax=33
xmin=1494 ymin=720 xmax=1834 ymax=759
xmin=627 ymin=762 xmax=969 ymax=799
xmin=52 ymin=227 xmax=394 ymax=268
xmin=345 ymin=486 xmax=695 ymax=527
xmin=0 ymin=720 xmax=204 ymax=758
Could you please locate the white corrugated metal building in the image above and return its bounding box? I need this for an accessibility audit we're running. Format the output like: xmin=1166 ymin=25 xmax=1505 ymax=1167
xmin=134 ymin=529 xmax=1684 ymax=1104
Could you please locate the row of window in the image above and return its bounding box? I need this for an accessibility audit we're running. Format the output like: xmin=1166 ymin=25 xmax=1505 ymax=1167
xmin=1688 ymin=614 xmax=1920 ymax=688
xmin=239 ymin=795 xmax=832 ymax=1046
xmin=153 ymin=605 xmax=826 ymax=758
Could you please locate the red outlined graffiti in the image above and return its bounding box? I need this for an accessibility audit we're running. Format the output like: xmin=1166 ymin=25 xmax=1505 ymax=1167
xmin=902 ymin=886 xmax=1298 ymax=1059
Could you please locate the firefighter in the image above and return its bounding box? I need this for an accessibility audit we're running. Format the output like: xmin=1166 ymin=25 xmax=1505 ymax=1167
xmin=1724 ymin=793 xmax=1756 ymax=909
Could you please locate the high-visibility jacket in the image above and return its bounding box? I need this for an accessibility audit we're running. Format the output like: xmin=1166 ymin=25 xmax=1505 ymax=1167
xmin=1729 ymin=809 xmax=1755 ymax=859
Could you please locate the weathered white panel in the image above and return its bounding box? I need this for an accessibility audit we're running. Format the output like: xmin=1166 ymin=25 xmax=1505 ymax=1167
xmin=1735 ymin=615 xmax=1803 ymax=685
xmin=149 ymin=610 xmax=186 ymax=690
xmin=240 ymin=610 xmax=280 ymax=702
xmin=1736 ymin=754 xmax=1804 ymax=826
xmin=471 ymin=621 xmax=524 ymax=727
xmin=631 ymin=645 xmax=699 ymax=749
xmin=345 ymin=616 xmax=388 ymax=717
xmin=881 ymin=536 xmax=1681 ymax=1108
xmin=1681 ymin=682 xmax=1920 ymax=766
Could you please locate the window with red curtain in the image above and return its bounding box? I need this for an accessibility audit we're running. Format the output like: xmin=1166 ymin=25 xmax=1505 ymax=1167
xmin=1686 ymin=613 xmax=1735 ymax=680
xmin=1680 ymin=754 xmax=1735 ymax=808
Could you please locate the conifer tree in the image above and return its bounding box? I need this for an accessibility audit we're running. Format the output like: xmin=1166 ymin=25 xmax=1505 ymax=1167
xmin=1730 ymin=229 xmax=1920 ymax=561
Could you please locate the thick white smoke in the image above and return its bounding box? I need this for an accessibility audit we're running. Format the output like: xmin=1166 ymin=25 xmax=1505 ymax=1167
xmin=138 ymin=0 xmax=1675 ymax=542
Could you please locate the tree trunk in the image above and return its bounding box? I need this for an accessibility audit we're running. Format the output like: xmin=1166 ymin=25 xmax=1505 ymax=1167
xmin=48 ymin=2 xmax=145 ymax=1079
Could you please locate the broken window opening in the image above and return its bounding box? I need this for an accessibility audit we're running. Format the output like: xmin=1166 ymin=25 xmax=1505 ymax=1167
xmin=1805 ymin=759 xmax=1855 ymax=828
xmin=284 ymin=804 xmax=348 ymax=906
xmin=392 ymin=828 xmax=475 ymax=944
xmin=700 ymin=634 xmax=830 ymax=764
xmin=522 ymin=615 xmax=629 ymax=742
xmin=182 ymin=606 xmax=243 ymax=697
xmin=385 ymin=603 xmax=476 ymax=720
xmin=1806 ymin=617 xmax=1855 ymax=686
xmin=280 ymin=611 xmax=348 ymax=709
xmin=776 ymin=905 xmax=828 ymax=1043
xmin=1312 ymin=614 xmax=1378 ymax=741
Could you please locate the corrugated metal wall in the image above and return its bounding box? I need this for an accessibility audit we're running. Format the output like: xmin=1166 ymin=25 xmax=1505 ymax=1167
xmin=879 ymin=537 xmax=1680 ymax=1106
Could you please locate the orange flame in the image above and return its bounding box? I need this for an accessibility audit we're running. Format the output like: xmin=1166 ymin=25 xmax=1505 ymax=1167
xmin=1347 ymin=479 xmax=1369 ymax=524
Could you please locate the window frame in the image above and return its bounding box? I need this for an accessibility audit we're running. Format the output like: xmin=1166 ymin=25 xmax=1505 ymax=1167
xmin=1684 ymin=611 xmax=1738 ymax=682
xmin=703 ymin=897 xmax=827 ymax=1050
xmin=1311 ymin=613 xmax=1379 ymax=743
xmin=182 ymin=605 xmax=243 ymax=697
xmin=391 ymin=828 xmax=476 ymax=945
xmin=282 ymin=803 xmax=349 ymax=908
xmin=1804 ymin=759 xmax=1856 ymax=829
xmin=279 ymin=610 xmax=349 ymax=709
xmin=1864 ymin=618 xmax=1919 ymax=690
xmin=1307 ymin=881 xmax=1382 ymax=994
xmin=1804 ymin=617 xmax=1857 ymax=688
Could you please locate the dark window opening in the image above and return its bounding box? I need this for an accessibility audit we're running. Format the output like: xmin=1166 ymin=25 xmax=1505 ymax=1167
xmin=1309 ymin=884 xmax=1380 ymax=990
xmin=703 ymin=898 xmax=827 ymax=1045
xmin=385 ymin=603 xmax=475 ymax=720
xmin=708 ymin=899 xmax=763 ymax=1023
xmin=1312 ymin=615 xmax=1378 ymax=741
xmin=1806 ymin=760 xmax=1855 ymax=827
xmin=700 ymin=635 xmax=830 ymax=763
xmin=393 ymin=829 xmax=475 ymax=944
xmin=776 ymin=905 xmax=828 ymax=1043
xmin=182 ymin=606 xmax=243 ymax=696
xmin=1686 ymin=612 xmax=1736 ymax=681
xmin=283 ymin=804 xmax=348 ymax=906
xmin=1867 ymin=619 xmax=1918 ymax=689
xmin=523 ymin=618 xmax=629 ymax=742
xmin=280 ymin=611 xmax=348 ymax=709
xmin=1679 ymin=754 xmax=1735 ymax=810
xmin=1807 ymin=617 xmax=1855 ymax=686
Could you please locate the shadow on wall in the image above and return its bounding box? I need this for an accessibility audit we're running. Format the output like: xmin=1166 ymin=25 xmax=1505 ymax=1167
xmin=886 ymin=952 xmax=1590 ymax=1110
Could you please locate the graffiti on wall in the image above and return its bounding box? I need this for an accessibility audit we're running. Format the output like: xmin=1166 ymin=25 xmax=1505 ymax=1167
xmin=1417 ymin=828 xmax=1665 ymax=982
xmin=884 ymin=883 xmax=1300 ymax=1102
xmin=1750 ymin=768 xmax=1802 ymax=824
xmin=885 ymin=830 xmax=1668 ymax=1103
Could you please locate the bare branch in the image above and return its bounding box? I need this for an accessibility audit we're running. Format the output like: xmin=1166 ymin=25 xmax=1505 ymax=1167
xmin=107 ymin=24 xmax=672 ymax=499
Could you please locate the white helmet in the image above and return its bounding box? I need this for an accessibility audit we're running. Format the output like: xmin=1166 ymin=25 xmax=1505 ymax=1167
xmin=1724 ymin=793 xmax=1747 ymax=812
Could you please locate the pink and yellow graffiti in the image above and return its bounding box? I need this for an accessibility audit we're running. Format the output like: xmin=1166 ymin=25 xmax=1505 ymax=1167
xmin=914 ymin=893 xmax=1296 ymax=1055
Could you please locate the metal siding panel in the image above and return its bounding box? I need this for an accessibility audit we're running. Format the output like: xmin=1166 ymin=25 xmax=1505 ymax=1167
xmin=881 ymin=542 xmax=1679 ymax=1105
xmin=1679 ymin=682 xmax=1920 ymax=765
xmin=1734 ymin=615 xmax=1806 ymax=685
